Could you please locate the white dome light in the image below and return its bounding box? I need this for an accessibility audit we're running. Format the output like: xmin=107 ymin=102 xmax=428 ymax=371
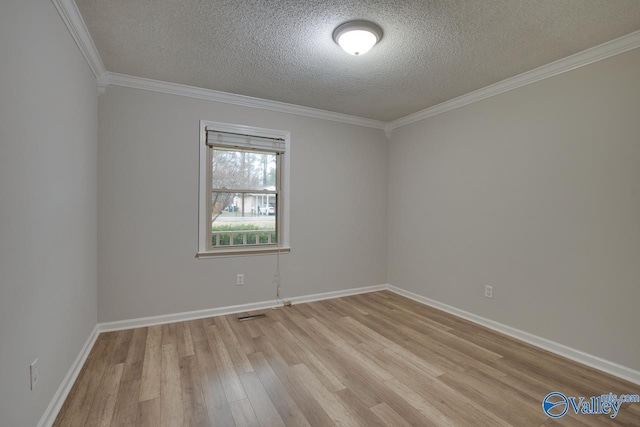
xmin=333 ymin=21 xmax=383 ymax=56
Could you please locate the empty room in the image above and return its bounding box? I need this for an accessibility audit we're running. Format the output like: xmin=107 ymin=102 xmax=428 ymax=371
xmin=2 ymin=0 xmax=640 ymax=426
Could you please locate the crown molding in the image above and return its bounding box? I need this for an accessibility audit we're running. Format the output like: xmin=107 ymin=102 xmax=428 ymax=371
xmin=50 ymin=0 xmax=384 ymax=128
xmin=105 ymin=72 xmax=387 ymax=130
xmin=52 ymin=0 xmax=639 ymax=132
xmin=384 ymin=125 xmax=393 ymax=140
xmin=388 ymin=30 xmax=640 ymax=130
xmin=51 ymin=0 xmax=107 ymax=82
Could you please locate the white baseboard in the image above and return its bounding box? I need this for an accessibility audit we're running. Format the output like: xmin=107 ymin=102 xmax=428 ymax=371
xmin=37 ymin=324 xmax=100 ymax=427
xmin=386 ymin=285 xmax=640 ymax=386
xmin=99 ymin=299 xmax=280 ymax=332
xmin=288 ymin=284 xmax=388 ymax=306
xmin=98 ymin=284 xmax=387 ymax=332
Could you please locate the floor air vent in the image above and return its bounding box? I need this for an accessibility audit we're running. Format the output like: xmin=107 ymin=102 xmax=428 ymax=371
xmin=237 ymin=313 xmax=266 ymax=322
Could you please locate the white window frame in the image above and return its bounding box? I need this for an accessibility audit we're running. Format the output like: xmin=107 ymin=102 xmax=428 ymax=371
xmin=197 ymin=120 xmax=290 ymax=257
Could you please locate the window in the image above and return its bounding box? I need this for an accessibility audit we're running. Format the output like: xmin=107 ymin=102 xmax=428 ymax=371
xmin=198 ymin=121 xmax=290 ymax=257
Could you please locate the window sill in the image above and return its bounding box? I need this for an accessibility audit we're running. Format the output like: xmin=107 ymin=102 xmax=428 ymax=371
xmin=196 ymin=246 xmax=291 ymax=259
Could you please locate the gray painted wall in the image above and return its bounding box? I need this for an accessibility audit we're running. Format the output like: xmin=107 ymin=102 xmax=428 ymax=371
xmin=388 ymin=48 xmax=640 ymax=371
xmin=97 ymin=86 xmax=388 ymax=322
xmin=0 ymin=1 xmax=98 ymax=426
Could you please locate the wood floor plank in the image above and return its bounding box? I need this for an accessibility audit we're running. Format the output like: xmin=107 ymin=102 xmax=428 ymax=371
xmin=110 ymin=329 xmax=134 ymax=365
xmin=122 ymin=328 xmax=148 ymax=382
xmin=271 ymin=314 xmax=377 ymax=404
xmin=271 ymin=321 xmax=346 ymax=392
xmin=187 ymin=318 xmax=207 ymax=343
xmin=326 ymin=344 xmax=438 ymax=425
xmin=205 ymin=324 xmax=247 ymax=403
xmin=160 ymin=344 xmax=183 ymax=427
xmin=55 ymin=292 xmax=640 ymax=427
xmin=247 ymin=351 xmax=312 ymax=427
xmin=176 ymin=321 xmax=195 ymax=358
xmin=85 ymin=363 xmax=124 ymax=427
xmin=180 ymin=354 xmax=209 ymax=427
xmin=138 ymin=325 xmax=161 ymax=402
xmin=295 ymin=323 xmax=444 ymax=425
xmin=302 ymin=302 xmax=372 ymax=346
xmin=135 ymin=398 xmax=160 ymax=427
xmin=296 ymin=335 xmax=383 ymax=409
xmin=370 ymin=402 xmax=413 ymax=427
xmin=397 ymin=368 xmax=514 ymax=427
xmin=54 ymin=333 xmax=115 ymax=427
xmin=319 ymin=345 xmax=435 ymax=426
xmin=367 ymin=308 xmax=506 ymax=378
xmin=352 ymin=308 xmax=506 ymax=378
xmin=109 ymin=379 xmax=141 ymax=426
xmin=213 ymin=316 xmax=254 ymax=373
xmin=226 ymin=311 xmax=261 ymax=354
xmin=367 ymin=291 xmax=453 ymax=331
xmin=216 ymin=316 xmax=262 ymax=372
xmin=339 ymin=316 xmax=443 ymax=377
xmin=334 ymin=387 xmax=387 ymax=427
xmin=239 ymin=371 xmax=286 ymax=427
xmin=193 ymin=339 xmax=235 ymax=427
xmin=229 ymin=398 xmax=260 ymax=427
xmin=281 ymin=313 xmax=334 ymax=350
xmin=257 ymin=319 xmax=305 ymax=367
xmin=161 ymin=323 xmax=176 ymax=346
xmin=291 ymin=363 xmax=361 ymax=427
xmin=329 ymin=296 xmax=370 ymax=316
xmin=438 ymin=367 xmax=546 ymax=426
xmin=381 ymin=304 xmax=504 ymax=361
xmin=304 ymin=317 xmax=353 ymax=350
xmin=320 ymin=298 xmax=359 ymax=317
xmin=252 ymin=337 xmax=334 ymax=427
xmin=356 ymin=341 xmax=439 ymax=386
xmin=383 ymin=377 xmax=457 ymax=426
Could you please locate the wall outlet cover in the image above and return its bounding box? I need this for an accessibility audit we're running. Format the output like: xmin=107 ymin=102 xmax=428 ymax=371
xmin=485 ymin=285 xmax=493 ymax=299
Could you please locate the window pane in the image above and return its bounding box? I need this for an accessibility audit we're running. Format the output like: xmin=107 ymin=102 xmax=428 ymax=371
xmin=211 ymin=192 xmax=277 ymax=247
xmin=211 ymin=149 xmax=277 ymax=191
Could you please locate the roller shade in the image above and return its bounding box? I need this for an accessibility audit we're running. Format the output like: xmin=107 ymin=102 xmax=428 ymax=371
xmin=206 ymin=128 xmax=285 ymax=153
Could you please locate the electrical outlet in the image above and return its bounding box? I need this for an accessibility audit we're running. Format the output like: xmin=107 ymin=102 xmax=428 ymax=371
xmin=30 ymin=359 xmax=39 ymax=390
xmin=236 ymin=273 xmax=244 ymax=286
xmin=485 ymin=285 xmax=493 ymax=299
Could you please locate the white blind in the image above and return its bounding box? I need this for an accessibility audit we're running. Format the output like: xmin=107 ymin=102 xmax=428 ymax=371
xmin=206 ymin=128 xmax=285 ymax=153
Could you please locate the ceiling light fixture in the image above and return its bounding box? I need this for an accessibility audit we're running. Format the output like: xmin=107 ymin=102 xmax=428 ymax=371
xmin=333 ymin=20 xmax=383 ymax=56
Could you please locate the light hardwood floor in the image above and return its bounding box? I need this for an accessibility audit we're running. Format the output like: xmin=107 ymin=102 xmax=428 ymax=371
xmin=54 ymin=291 xmax=640 ymax=426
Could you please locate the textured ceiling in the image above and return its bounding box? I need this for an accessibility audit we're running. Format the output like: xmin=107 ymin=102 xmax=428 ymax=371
xmin=76 ymin=0 xmax=640 ymax=122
